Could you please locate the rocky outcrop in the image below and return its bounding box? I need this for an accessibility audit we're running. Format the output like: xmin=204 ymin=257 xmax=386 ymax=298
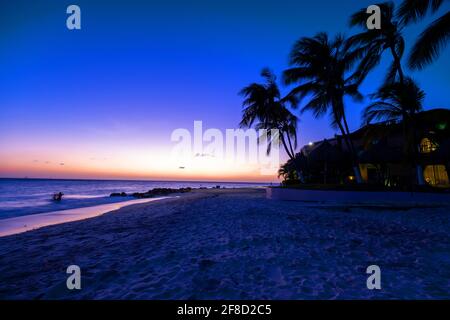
xmin=111 ymin=187 xmax=192 ymax=198
xmin=110 ymin=192 xmax=128 ymax=197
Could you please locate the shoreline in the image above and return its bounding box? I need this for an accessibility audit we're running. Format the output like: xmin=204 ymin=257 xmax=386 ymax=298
xmin=0 ymin=196 xmax=172 ymax=237
xmin=0 ymin=187 xmax=260 ymax=238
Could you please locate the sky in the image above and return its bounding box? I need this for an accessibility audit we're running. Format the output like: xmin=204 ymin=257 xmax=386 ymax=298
xmin=0 ymin=0 xmax=449 ymax=182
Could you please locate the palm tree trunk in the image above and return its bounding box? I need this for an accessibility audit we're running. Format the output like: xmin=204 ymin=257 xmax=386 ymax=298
xmin=390 ymin=50 xmax=414 ymax=185
xmin=280 ymin=133 xmax=294 ymax=159
xmin=390 ymin=45 xmax=405 ymax=85
xmin=337 ymin=117 xmax=363 ymax=184
xmin=389 ymin=46 xmax=423 ymax=186
xmin=342 ymin=113 xmax=357 ymax=158
xmin=285 ymin=131 xmax=296 ymax=159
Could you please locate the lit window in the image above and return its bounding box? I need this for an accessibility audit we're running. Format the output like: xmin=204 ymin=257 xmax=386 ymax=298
xmin=424 ymin=165 xmax=449 ymax=186
xmin=419 ymin=138 xmax=438 ymax=153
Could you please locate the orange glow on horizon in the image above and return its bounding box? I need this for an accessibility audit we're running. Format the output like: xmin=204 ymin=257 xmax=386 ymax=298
xmin=0 ymin=154 xmax=279 ymax=183
xmin=0 ymin=131 xmax=283 ymax=183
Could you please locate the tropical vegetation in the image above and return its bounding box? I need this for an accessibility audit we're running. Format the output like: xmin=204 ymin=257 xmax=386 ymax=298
xmin=239 ymin=0 xmax=449 ymax=187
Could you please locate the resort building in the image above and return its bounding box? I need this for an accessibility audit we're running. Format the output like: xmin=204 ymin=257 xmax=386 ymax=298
xmin=296 ymin=109 xmax=450 ymax=187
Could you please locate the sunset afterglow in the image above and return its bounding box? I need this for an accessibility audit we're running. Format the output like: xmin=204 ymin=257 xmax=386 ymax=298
xmin=1 ymin=0 xmax=448 ymax=182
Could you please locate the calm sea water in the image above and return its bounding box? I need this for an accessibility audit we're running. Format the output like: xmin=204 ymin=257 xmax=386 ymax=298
xmin=0 ymin=178 xmax=268 ymax=219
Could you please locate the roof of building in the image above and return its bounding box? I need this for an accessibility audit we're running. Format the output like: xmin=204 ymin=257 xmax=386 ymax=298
xmin=301 ymin=108 xmax=450 ymax=151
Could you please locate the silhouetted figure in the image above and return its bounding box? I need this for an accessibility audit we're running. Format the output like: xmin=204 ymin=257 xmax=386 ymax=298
xmin=53 ymin=192 xmax=64 ymax=201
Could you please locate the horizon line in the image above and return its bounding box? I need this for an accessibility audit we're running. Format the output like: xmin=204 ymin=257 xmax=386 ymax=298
xmin=0 ymin=177 xmax=273 ymax=185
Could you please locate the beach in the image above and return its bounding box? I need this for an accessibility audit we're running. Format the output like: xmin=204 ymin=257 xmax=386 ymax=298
xmin=0 ymin=188 xmax=449 ymax=299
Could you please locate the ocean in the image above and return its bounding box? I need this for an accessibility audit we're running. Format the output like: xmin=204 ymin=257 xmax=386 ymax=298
xmin=0 ymin=178 xmax=268 ymax=219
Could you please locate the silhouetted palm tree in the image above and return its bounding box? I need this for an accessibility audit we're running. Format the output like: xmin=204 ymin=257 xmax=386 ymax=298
xmin=362 ymin=78 xmax=425 ymax=124
xmin=239 ymin=68 xmax=300 ymax=166
xmin=398 ymin=0 xmax=450 ymax=69
xmin=278 ymin=153 xmax=307 ymax=182
xmin=362 ymin=77 xmax=426 ymax=184
xmin=283 ymin=33 xmax=367 ymax=183
xmin=349 ymin=2 xmax=406 ymax=85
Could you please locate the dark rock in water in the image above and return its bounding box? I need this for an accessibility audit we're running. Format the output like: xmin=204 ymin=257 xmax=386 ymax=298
xmin=129 ymin=187 xmax=192 ymax=199
xmin=110 ymin=192 xmax=127 ymax=197
xmin=131 ymin=192 xmax=152 ymax=199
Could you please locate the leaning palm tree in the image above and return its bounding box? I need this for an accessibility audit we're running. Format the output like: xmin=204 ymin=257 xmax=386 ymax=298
xmin=239 ymin=68 xmax=302 ymax=178
xmin=362 ymin=77 xmax=426 ymax=184
xmin=397 ymin=0 xmax=450 ymax=69
xmin=283 ymin=33 xmax=367 ymax=183
xmin=349 ymin=2 xmax=406 ymax=85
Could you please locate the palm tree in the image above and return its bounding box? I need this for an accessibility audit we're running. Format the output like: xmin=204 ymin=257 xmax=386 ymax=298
xmin=349 ymin=1 xmax=416 ymax=182
xmin=283 ymin=33 xmax=367 ymax=183
xmin=397 ymin=0 xmax=450 ymax=69
xmin=362 ymin=77 xmax=426 ymax=184
xmin=362 ymin=78 xmax=425 ymax=124
xmin=349 ymin=2 xmax=406 ymax=85
xmin=278 ymin=153 xmax=307 ymax=182
xmin=239 ymin=68 xmax=302 ymax=178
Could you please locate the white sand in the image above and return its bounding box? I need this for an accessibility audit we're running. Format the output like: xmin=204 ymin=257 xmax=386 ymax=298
xmin=0 ymin=188 xmax=449 ymax=299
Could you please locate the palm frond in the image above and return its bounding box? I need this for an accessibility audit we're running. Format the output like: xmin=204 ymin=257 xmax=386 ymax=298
xmin=397 ymin=0 xmax=444 ymax=25
xmin=362 ymin=101 xmax=402 ymax=124
xmin=363 ymin=77 xmax=425 ymax=125
xmin=301 ymin=94 xmax=329 ymax=118
xmin=408 ymin=12 xmax=450 ymax=69
xmin=283 ymin=67 xmax=317 ymax=85
xmin=285 ymin=81 xmax=320 ymax=102
xmin=349 ymin=6 xmax=371 ymax=28
xmin=345 ymin=84 xmax=364 ymax=102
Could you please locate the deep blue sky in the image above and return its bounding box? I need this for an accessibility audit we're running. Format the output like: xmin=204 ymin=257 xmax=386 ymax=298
xmin=0 ymin=0 xmax=449 ymax=180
